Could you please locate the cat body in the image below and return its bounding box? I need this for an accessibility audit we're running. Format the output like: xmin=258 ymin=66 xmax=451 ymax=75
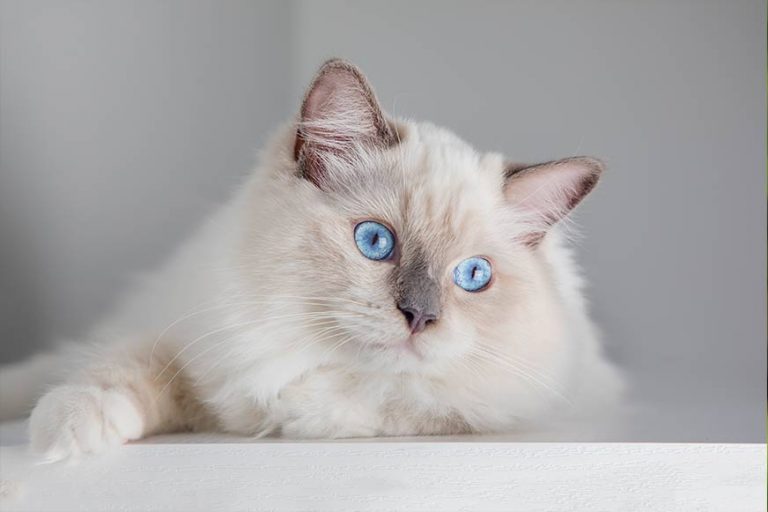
xmin=0 ymin=60 xmax=622 ymax=460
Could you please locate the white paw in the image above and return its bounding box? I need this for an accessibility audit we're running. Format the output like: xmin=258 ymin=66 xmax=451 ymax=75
xmin=29 ymin=385 xmax=144 ymax=462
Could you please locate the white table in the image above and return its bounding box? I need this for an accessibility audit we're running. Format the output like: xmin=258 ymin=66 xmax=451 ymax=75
xmin=1 ymin=421 xmax=765 ymax=511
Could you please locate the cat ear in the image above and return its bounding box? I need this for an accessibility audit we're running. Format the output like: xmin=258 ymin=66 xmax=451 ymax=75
xmin=503 ymin=157 xmax=603 ymax=246
xmin=294 ymin=59 xmax=395 ymax=188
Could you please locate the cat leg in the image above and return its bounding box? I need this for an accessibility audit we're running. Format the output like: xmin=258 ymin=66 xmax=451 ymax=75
xmin=278 ymin=371 xmax=477 ymax=438
xmin=277 ymin=369 xmax=382 ymax=439
xmin=29 ymin=340 xmax=203 ymax=461
xmin=279 ymin=395 xmax=381 ymax=439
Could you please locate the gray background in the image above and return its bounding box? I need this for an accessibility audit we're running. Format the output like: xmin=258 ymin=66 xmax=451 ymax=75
xmin=1 ymin=0 xmax=765 ymax=441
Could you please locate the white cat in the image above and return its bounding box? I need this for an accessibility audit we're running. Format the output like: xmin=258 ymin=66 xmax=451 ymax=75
xmin=0 ymin=59 xmax=622 ymax=461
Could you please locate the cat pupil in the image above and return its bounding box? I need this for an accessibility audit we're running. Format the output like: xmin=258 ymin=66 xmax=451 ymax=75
xmin=372 ymin=233 xmax=380 ymax=247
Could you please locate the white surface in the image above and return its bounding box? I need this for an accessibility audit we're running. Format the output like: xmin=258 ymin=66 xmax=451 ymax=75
xmin=0 ymin=422 xmax=765 ymax=512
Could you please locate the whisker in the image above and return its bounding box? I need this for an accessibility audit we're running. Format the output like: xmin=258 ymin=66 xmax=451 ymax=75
xmin=283 ymin=324 xmax=350 ymax=353
xmin=318 ymin=335 xmax=355 ymax=361
xmin=190 ymin=324 xmax=352 ymax=388
xmin=446 ymin=324 xmax=566 ymax=392
xmin=158 ymin=327 xmax=345 ymax=399
xmin=148 ymin=295 xmax=372 ymax=369
xmin=474 ymin=344 xmax=566 ymax=394
xmin=468 ymin=349 xmax=572 ymax=406
xmin=153 ymin=311 xmax=361 ymax=381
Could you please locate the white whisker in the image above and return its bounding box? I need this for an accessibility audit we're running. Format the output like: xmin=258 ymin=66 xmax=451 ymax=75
xmin=153 ymin=311 xmax=361 ymax=381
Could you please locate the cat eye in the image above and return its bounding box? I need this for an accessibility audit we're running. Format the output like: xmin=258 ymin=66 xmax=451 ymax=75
xmin=354 ymin=221 xmax=395 ymax=261
xmin=453 ymin=257 xmax=492 ymax=292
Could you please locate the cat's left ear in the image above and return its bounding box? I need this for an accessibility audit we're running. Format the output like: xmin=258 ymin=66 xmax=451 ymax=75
xmin=503 ymin=157 xmax=604 ymax=246
xmin=294 ymin=59 xmax=396 ymax=188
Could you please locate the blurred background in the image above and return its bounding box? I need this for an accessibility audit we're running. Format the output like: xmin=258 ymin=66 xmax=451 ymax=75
xmin=0 ymin=0 xmax=765 ymax=441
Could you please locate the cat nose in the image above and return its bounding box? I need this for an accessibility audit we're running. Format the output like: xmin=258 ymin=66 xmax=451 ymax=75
xmin=397 ymin=305 xmax=438 ymax=334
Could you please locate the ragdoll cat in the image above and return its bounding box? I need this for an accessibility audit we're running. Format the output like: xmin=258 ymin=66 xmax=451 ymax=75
xmin=0 ymin=59 xmax=622 ymax=460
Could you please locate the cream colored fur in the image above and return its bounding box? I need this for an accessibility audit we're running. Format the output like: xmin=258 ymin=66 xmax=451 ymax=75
xmin=1 ymin=61 xmax=622 ymax=461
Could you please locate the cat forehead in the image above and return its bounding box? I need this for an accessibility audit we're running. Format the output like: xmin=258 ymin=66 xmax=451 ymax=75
xmin=393 ymin=122 xmax=503 ymax=209
xmin=344 ymin=122 xmax=506 ymax=250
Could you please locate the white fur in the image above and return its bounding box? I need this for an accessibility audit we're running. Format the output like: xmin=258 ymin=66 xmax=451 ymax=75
xmin=1 ymin=66 xmax=623 ymax=461
xmin=29 ymin=385 xmax=143 ymax=462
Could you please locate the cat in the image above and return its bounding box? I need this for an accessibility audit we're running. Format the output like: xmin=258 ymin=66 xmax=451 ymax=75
xmin=0 ymin=59 xmax=622 ymax=461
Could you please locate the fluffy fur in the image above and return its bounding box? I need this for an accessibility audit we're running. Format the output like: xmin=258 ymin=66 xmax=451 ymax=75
xmin=0 ymin=60 xmax=622 ymax=460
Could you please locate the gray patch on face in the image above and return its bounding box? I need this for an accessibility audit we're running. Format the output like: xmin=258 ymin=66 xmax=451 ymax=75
xmin=390 ymin=246 xmax=442 ymax=322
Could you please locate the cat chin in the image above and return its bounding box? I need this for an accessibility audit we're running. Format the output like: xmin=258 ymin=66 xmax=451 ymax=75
xmin=350 ymin=338 xmax=439 ymax=373
xmin=364 ymin=337 xmax=424 ymax=360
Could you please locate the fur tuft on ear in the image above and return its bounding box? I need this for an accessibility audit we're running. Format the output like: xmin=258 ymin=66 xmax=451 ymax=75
xmin=294 ymin=59 xmax=395 ymax=188
xmin=503 ymin=156 xmax=604 ymax=246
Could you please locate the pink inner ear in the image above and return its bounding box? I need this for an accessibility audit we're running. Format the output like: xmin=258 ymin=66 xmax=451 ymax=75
xmin=295 ymin=60 xmax=392 ymax=166
xmin=303 ymin=71 xmax=371 ymax=138
xmin=504 ymin=157 xmax=603 ymax=243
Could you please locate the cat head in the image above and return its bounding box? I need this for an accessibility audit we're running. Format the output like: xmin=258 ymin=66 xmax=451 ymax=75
xmin=246 ymin=59 xmax=602 ymax=374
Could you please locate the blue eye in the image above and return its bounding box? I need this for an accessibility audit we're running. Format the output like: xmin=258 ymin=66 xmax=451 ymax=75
xmin=453 ymin=257 xmax=492 ymax=292
xmin=354 ymin=221 xmax=395 ymax=261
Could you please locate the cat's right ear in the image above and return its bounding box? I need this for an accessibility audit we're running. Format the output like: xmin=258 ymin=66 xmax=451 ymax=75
xmin=294 ymin=59 xmax=395 ymax=189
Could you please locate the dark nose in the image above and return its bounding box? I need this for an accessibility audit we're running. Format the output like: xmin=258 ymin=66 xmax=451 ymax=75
xmin=397 ymin=305 xmax=438 ymax=334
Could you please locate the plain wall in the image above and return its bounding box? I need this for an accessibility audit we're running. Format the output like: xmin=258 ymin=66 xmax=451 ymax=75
xmin=1 ymin=0 xmax=765 ymax=441
xmin=0 ymin=0 xmax=292 ymax=360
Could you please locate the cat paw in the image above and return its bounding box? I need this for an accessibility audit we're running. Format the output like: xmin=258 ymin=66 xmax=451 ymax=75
xmin=281 ymin=415 xmax=378 ymax=439
xmin=29 ymin=385 xmax=144 ymax=462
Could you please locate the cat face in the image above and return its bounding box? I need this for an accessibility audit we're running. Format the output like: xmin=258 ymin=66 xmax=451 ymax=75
xmin=246 ymin=60 xmax=602 ymax=373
